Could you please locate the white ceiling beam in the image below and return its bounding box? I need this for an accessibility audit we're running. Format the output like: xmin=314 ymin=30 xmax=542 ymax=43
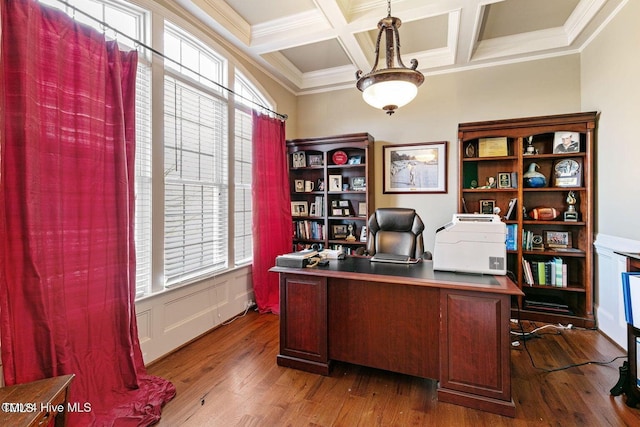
xmin=472 ymin=27 xmax=569 ymax=62
xmin=565 ymin=0 xmax=607 ymax=43
xmin=250 ymin=10 xmax=335 ymax=53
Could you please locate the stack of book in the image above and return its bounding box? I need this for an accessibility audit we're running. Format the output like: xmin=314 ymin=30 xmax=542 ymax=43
xmin=522 ymin=257 xmax=567 ymax=287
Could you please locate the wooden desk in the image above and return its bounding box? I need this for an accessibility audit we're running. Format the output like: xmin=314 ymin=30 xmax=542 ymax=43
xmin=271 ymin=258 xmax=523 ymax=417
xmin=0 ymin=374 xmax=74 ymax=427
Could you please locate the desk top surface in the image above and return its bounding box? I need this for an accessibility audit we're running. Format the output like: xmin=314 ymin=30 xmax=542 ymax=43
xmin=615 ymin=251 xmax=640 ymax=261
xmin=271 ymin=257 xmax=523 ymax=296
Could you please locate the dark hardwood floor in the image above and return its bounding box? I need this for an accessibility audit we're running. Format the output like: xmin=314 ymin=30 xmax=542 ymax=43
xmin=147 ymin=310 xmax=640 ymax=426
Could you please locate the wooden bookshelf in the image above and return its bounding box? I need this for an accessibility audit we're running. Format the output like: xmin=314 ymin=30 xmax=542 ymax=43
xmin=458 ymin=112 xmax=597 ymax=327
xmin=286 ymin=133 xmax=374 ymax=255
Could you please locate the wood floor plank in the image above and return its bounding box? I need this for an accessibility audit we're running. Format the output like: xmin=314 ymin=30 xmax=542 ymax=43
xmin=147 ymin=311 xmax=640 ymax=426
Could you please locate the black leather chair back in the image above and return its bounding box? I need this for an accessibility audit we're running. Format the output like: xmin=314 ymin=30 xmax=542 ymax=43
xmin=366 ymin=208 xmax=427 ymax=259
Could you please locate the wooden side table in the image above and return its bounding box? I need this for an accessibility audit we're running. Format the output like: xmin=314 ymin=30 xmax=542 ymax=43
xmin=0 ymin=374 xmax=74 ymax=427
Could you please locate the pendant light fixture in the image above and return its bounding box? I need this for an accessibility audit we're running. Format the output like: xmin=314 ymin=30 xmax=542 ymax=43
xmin=356 ymin=0 xmax=424 ymax=115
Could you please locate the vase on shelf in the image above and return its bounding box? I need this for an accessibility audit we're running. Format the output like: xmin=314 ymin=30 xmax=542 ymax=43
xmin=523 ymin=163 xmax=546 ymax=188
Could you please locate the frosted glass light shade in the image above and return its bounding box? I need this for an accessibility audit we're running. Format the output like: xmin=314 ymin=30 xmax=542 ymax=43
xmin=362 ymin=80 xmax=418 ymax=111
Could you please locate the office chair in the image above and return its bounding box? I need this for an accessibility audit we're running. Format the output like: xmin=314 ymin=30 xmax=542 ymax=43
xmin=366 ymin=208 xmax=432 ymax=260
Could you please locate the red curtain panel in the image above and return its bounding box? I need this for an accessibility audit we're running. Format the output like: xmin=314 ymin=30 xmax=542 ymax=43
xmin=0 ymin=1 xmax=174 ymax=425
xmin=251 ymin=111 xmax=289 ymax=314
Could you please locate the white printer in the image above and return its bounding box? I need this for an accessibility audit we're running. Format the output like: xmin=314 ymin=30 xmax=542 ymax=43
xmin=433 ymin=214 xmax=507 ymax=275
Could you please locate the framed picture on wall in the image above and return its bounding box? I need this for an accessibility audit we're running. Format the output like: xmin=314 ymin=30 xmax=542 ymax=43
xmin=383 ymin=141 xmax=448 ymax=193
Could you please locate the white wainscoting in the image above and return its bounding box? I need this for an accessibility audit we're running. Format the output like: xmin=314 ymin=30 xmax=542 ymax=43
xmin=135 ymin=265 xmax=254 ymax=364
xmin=594 ymin=234 xmax=640 ymax=349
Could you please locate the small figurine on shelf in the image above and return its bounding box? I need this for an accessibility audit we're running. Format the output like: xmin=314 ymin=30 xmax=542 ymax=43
xmin=477 ymin=176 xmax=496 ymax=189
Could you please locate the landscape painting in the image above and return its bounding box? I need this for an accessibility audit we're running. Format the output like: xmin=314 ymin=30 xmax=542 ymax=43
xmin=383 ymin=141 xmax=448 ymax=193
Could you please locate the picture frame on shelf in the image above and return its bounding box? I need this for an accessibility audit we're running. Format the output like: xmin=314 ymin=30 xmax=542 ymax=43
xmin=348 ymin=155 xmax=362 ymax=165
xmin=478 ymin=137 xmax=508 ymax=157
xmin=332 ymin=224 xmax=348 ymax=239
xmin=329 ymin=175 xmax=342 ymax=191
xmin=307 ymin=154 xmax=323 ymax=166
xmin=553 ymin=158 xmax=582 ymax=187
xmin=497 ymin=172 xmax=512 ymax=188
xmin=383 ymin=141 xmax=448 ymax=194
xmin=339 ymin=200 xmax=350 ymax=209
xmin=310 ymin=203 xmax=317 ymax=216
xmin=292 ymin=151 xmax=306 ymax=168
xmin=291 ymin=201 xmax=308 ymax=217
xmin=544 ymin=230 xmax=573 ymax=249
xmin=358 ymin=202 xmax=367 ymax=217
xmin=351 ymin=176 xmax=366 ymax=191
xmin=480 ymin=199 xmax=496 ymax=214
xmin=553 ymin=132 xmax=580 ymax=153
xmin=294 ymin=179 xmax=304 ymax=192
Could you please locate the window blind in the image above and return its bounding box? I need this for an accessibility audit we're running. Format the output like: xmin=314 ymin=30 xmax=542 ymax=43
xmin=134 ymin=62 xmax=152 ymax=297
xmin=234 ymin=109 xmax=252 ymax=265
xmin=164 ymin=76 xmax=229 ymax=284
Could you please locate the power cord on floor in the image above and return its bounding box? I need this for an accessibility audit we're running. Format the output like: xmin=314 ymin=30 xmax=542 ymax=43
xmin=222 ymin=302 xmax=257 ymax=326
xmin=511 ymin=303 xmax=626 ymax=372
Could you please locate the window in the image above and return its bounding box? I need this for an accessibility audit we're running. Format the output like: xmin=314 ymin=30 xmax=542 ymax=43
xmin=163 ymin=24 xmax=229 ymax=285
xmin=38 ymin=0 xmax=273 ymax=296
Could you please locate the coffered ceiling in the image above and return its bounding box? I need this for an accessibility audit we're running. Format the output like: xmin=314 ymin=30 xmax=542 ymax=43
xmin=173 ymin=0 xmax=623 ymax=95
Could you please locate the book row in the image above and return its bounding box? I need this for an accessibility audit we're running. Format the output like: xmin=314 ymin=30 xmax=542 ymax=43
xmin=293 ymin=220 xmax=325 ymax=241
xmin=522 ymin=257 xmax=567 ymax=287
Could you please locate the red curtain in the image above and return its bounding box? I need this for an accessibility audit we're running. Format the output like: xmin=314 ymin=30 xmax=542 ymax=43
xmin=252 ymin=111 xmax=289 ymax=314
xmin=0 ymin=1 xmax=174 ymax=425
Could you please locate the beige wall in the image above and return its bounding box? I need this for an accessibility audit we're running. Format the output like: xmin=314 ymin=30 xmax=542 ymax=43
xmin=582 ymin=0 xmax=640 ymax=241
xmin=296 ymin=56 xmax=582 ymax=252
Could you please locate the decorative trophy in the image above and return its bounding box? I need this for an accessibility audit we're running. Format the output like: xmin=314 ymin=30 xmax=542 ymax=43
xmin=345 ymin=223 xmax=357 ymax=241
xmin=524 ymin=136 xmax=537 ymax=155
xmin=564 ymin=191 xmax=579 ymax=221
